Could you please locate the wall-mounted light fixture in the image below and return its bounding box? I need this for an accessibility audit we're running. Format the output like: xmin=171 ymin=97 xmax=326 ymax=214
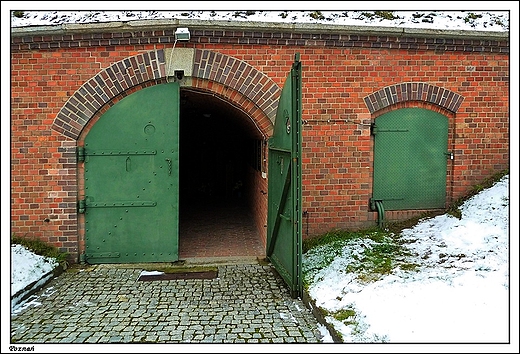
xmin=175 ymin=28 xmax=190 ymax=41
xmin=167 ymin=28 xmax=190 ymax=83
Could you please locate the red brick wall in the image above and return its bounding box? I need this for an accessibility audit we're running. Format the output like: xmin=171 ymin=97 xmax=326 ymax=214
xmin=10 ymin=23 xmax=509 ymax=260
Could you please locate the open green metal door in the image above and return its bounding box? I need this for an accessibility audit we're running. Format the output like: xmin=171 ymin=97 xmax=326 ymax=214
xmin=267 ymin=54 xmax=303 ymax=298
xmin=81 ymin=83 xmax=180 ymax=264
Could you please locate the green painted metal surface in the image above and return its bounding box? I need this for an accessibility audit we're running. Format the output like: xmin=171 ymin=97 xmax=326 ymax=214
xmin=267 ymin=54 xmax=303 ymax=298
xmin=372 ymin=108 xmax=449 ymax=210
xmin=83 ymin=83 xmax=180 ymax=263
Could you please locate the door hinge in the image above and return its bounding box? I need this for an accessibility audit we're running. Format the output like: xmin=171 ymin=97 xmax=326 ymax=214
xmin=444 ymin=151 xmax=454 ymax=160
xmin=370 ymin=123 xmax=377 ymax=135
xmin=77 ymin=146 xmax=85 ymax=162
xmin=78 ymin=199 xmax=86 ymax=213
xmin=371 ymin=124 xmax=409 ymax=135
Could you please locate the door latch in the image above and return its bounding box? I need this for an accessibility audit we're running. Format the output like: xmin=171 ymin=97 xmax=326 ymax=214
xmin=165 ymin=158 xmax=172 ymax=176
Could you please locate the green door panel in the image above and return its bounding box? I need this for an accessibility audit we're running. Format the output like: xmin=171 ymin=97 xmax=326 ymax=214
xmin=267 ymin=54 xmax=303 ymax=298
xmin=84 ymin=82 xmax=180 ymax=263
xmin=372 ymin=108 xmax=448 ymax=210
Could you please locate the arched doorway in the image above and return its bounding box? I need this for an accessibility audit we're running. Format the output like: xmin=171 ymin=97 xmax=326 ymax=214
xmin=57 ymin=49 xmax=303 ymax=296
xmin=53 ymin=49 xmax=282 ymax=263
xmin=79 ymin=83 xmax=268 ymax=263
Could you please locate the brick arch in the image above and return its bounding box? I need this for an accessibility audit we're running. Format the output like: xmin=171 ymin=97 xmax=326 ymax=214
xmin=52 ymin=49 xmax=280 ymax=140
xmin=188 ymin=77 xmax=276 ymax=138
xmin=371 ymin=100 xmax=456 ymax=120
xmin=191 ymin=49 xmax=280 ymax=126
xmin=363 ymin=82 xmax=464 ymax=114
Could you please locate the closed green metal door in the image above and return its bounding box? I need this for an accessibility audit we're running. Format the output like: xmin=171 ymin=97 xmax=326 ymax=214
xmin=267 ymin=54 xmax=302 ymax=298
xmin=372 ymin=108 xmax=449 ymax=210
xmin=82 ymin=83 xmax=180 ymax=263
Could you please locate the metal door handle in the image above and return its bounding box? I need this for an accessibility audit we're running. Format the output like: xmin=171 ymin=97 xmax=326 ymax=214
xmin=279 ymin=213 xmax=290 ymax=221
xmin=126 ymin=156 xmax=131 ymax=171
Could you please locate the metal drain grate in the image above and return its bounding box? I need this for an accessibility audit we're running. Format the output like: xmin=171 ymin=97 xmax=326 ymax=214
xmin=138 ymin=270 xmax=218 ymax=281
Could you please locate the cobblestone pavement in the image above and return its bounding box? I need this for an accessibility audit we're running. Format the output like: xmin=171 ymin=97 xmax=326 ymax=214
xmin=10 ymin=259 xmax=325 ymax=345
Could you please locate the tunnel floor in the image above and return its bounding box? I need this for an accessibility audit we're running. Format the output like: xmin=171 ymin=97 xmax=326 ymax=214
xmin=178 ymin=199 xmax=265 ymax=260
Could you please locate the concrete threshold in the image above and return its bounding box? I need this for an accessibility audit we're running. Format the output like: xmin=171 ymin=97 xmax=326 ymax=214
xmin=88 ymin=256 xmax=266 ymax=269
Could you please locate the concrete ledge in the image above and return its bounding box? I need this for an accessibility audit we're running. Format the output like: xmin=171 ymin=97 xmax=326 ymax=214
xmin=11 ymin=17 xmax=508 ymax=40
xmin=302 ymin=290 xmax=343 ymax=343
xmin=11 ymin=263 xmax=66 ymax=311
xmin=86 ymin=256 xmax=266 ymax=269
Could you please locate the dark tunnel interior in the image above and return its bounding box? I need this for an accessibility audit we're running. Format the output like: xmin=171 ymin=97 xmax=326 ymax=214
xmin=177 ymin=88 xmax=266 ymax=258
xmin=179 ymin=89 xmax=261 ymax=206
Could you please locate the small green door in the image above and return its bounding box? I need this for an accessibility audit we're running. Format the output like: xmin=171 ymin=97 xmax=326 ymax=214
xmin=82 ymin=83 xmax=180 ymax=263
xmin=267 ymin=54 xmax=303 ymax=298
xmin=372 ymin=108 xmax=449 ymax=210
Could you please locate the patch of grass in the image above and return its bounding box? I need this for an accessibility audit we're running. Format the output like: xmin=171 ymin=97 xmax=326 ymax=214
xmin=464 ymin=12 xmax=483 ymax=26
xmin=233 ymin=11 xmax=256 ymax=19
xmin=356 ymin=11 xmax=400 ymax=21
xmin=333 ymin=308 xmax=357 ymax=324
xmin=303 ymin=227 xmax=382 ymax=253
xmin=323 ymin=306 xmax=379 ymax=341
xmin=303 ymin=227 xmax=420 ymax=287
xmin=309 ymin=11 xmax=325 ymax=20
xmin=399 ymin=263 xmax=420 ymax=271
xmin=11 ymin=234 xmax=69 ymax=266
xmin=358 ymin=12 xmax=376 ymax=20
xmin=491 ymin=17 xmax=506 ymax=29
xmin=350 ymin=232 xmax=419 ymax=283
xmin=363 ymin=243 xmax=397 ymax=273
xmin=373 ymin=11 xmax=400 ymax=21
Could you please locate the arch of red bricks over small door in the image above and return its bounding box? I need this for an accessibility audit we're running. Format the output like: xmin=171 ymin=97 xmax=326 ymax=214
xmin=52 ymin=49 xmax=281 ymax=140
xmin=363 ymin=82 xmax=464 ymax=114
